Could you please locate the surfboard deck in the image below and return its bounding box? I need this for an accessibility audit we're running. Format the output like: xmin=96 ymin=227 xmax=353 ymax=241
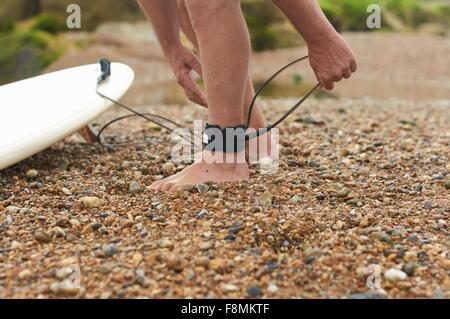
xmin=0 ymin=62 xmax=134 ymax=171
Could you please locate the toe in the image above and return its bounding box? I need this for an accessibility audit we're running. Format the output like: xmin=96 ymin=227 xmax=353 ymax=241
xmin=168 ymin=183 xmax=192 ymax=193
xmin=160 ymin=182 xmax=175 ymax=192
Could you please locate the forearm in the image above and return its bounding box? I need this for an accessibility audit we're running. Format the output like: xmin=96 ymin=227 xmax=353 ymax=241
xmin=137 ymin=0 xmax=181 ymax=54
xmin=272 ymin=0 xmax=337 ymax=45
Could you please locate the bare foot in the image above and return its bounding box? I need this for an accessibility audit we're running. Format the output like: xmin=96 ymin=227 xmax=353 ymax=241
xmin=150 ymin=151 xmax=249 ymax=193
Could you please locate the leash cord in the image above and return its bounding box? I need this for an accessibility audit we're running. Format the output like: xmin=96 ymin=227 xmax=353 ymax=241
xmin=96 ymin=55 xmax=319 ymax=147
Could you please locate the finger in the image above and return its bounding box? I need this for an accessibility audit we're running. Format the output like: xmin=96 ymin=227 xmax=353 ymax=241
xmin=179 ymin=73 xmax=208 ymax=107
xmin=332 ymin=72 xmax=343 ymax=82
xmin=343 ymin=67 xmax=352 ymax=79
xmin=320 ymin=76 xmax=335 ymax=90
xmin=187 ymin=54 xmax=203 ymax=78
xmin=350 ymin=59 xmax=358 ymax=73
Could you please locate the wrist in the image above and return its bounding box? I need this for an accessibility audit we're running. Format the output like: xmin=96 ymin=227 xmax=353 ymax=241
xmin=304 ymin=25 xmax=338 ymax=47
xmin=160 ymin=39 xmax=182 ymax=58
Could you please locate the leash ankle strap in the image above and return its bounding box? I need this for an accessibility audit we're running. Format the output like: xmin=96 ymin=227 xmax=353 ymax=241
xmin=203 ymin=123 xmax=247 ymax=153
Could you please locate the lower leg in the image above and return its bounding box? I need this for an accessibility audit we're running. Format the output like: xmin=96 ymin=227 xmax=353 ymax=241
xmin=151 ymin=0 xmax=251 ymax=192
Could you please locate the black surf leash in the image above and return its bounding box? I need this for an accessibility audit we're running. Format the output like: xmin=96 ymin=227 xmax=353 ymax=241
xmin=95 ymin=56 xmax=320 ymax=149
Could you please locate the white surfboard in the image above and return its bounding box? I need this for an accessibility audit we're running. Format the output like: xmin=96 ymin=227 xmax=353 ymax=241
xmin=0 ymin=62 xmax=134 ymax=171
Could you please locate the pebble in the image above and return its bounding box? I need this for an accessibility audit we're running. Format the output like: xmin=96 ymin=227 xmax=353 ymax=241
xmin=166 ymin=254 xmax=185 ymax=272
xmin=197 ymin=184 xmax=209 ymax=194
xmin=121 ymin=220 xmax=136 ymax=229
xmin=26 ymin=169 xmax=38 ymax=178
xmin=267 ymin=283 xmax=278 ymax=293
xmin=69 ymin=219 xmax=81 ymax=228
xmin=34 ymin=230 xmax=52 ymax=243
xmin=337 ymin=187 xmax=351 ymax=198
xmin=370 ymin=231 xmax=392 ymax=244
xmin=103 ymin=244 xmax=119 ymax=257
xmin=160 ymin=239 xmax=174 ymax=249
xmin=56 ymin=218 xmax=70 ymax=227
xmin=384 ymin=268 xmax=407 ymax=281
xmin=424 ymin=201 xmax=433 ymax=209
xmin=50 ymin=281 xmax=81 ymax=296
xmin=348 ymin=291 xmax=387 ymax=299
xmin=199 ymin=241 xmax=213 ymax=250
xmin=247 ymin=286 xmax=263 ymax=298
xmin=222 ymin=284 xmax=239 ymax=292
xmin=255 ymin=193 xmax=273 ymax=207
xmin=196 ymin=209 xmax=208 ymax=219
xmin=80 ymin=197 xmax=103 ymax=208
xmin=304 ymin=248 xmax=326 ymax=258
xmin=6 ymin=206 xmax=20 ymax=214
xmin=289 ymin=195 xmax=301 ymax=204
xmin=445 ymin=180 xmax=450 ymax=190
xmin=129 ymin=181 xmax=142 ymax=194
xmin=18 ymin=269 xmax=32 ymax=279
xmin=432 ymin=173 xmax=444 ymax=180
xmin=403 ymin=262 xmax=416 ymax=276
xmin=62 ymin=188 xmax=72 ymax=195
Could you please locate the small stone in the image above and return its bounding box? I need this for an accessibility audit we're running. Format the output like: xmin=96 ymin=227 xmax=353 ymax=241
xmin=129 ymin=181 xmax=142 ymax=194
xmin=348 ymin=291 xmax=387 ymax=299
xmin=209 ymin=258 xmax=226 ymax=273
xmin=304 ymin=248 xmax=326 ymax=258
xmin=65 ymin=233 xmax=77 ymax=242
xmin=221 ymin=284 xmax=239 ymax=292
xmin=132 ymin=252 xmax=143 ymax=264
xmin=121 ymin=220 xmax=136 ymax=229
xmin=196 ymin=209 xmax=208 ymax=219
xmin=247 ymin=286 xmax=263 ymax=298
xmin=370 ymin=231 xmax=392 ymax=244
xmin=26 ymin=169 xmax=38 ymax=178
xmin=359 ymin=215 xmax=371 ymax=228
xmin=62 ymin=188 xmax=72 ymax=195
xmin=335 ymin=220 xmax=344 ymax=229
xmin=103 ymin=244 xmax=119 ymax=257
xmin=80 ymin=197 xmax=102 ymax=208
xmin=316 ymin=194 xmax=326 ymax=201
xmin=196 ymin=184 xmax=209 ymax=194
xmin=256 ymin=193 xmax=273 ymax=207
xmin=289 ymin=195 xmax=301 ymax=204
xmin=56 ymin=218 xmax=70 ymax=227
xmin=160 ymin=239 xmax=174 ymax=249
xmin=69 ymin=219 xmax=81 ymax=228
xmin=445 ymin=180 xmax=450 ymax=190
xmin=166 ymin=254 xmax=185 ymax=272
xmin=267 ymin=283 xmax=278 ymax=293
xmin=34 ymin=230 xmax=52 ymax=243
xmin=357 ymin=167 xmax=370 ymax=176
xmin=18 ymin=269 xmax=32 ymax=279
xmin=91 ymin=222 xmax=103 ymax=231
xmin=384 ymin=268 xmax=407 ymax=282
xmin=403 ymin=262 xmax=416 ymax=276
xmin=199 ymin=241 xmax=213 ymax=250
xmin=432 ymin=173 xmax=444 ymax=180
xmin=50 ymin=281 xmax=81 ymax=296
xmin=337 ymin=187 xmax=351 ymax=198
xmin=424 ymin=201 xmax=433 ymax=209
xmin=6 ymin=206 xmax=20 ymax=214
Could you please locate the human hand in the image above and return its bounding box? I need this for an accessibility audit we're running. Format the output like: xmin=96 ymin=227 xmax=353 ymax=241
xmin=308 ymin=33 xmax=357 ymax=90
xmin=166 ymin=45 xmax=208 ymax=107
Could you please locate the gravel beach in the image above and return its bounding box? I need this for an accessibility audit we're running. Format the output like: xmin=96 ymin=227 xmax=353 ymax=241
xmin=1 ymin=97 xmax=448 ymax=298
